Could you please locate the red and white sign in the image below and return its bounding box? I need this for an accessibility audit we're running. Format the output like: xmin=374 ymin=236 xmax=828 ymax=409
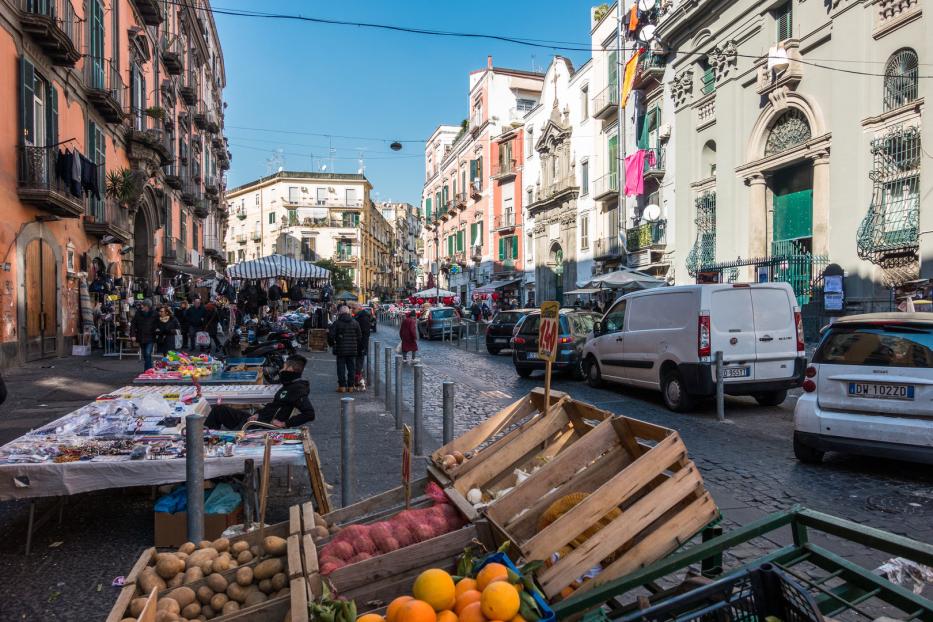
xmin=538 ymin=301 xmax=560 ymax=363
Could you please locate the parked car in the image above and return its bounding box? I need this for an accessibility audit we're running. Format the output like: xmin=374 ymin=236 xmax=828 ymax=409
xmin=582 ymin=283 xmax=806 ymax=412
xmin=512 ymin=310 xmax=600 ymax=378
xmin=793 ymin=312 xmax=933 ymax=465
xmin=417 ymin=306 xmax=463 ymax=340
xmin=486 ymin=309 xmax=533 ymax=355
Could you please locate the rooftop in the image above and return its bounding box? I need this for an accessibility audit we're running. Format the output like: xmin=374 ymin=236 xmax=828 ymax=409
xmin=227 ymin=171 xmax=371 ymax=195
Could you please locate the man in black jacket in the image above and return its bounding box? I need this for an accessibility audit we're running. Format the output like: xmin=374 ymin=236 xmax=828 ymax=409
xmin=184 ymin=297 xmax=207 ymax=349
xmin=130 ymin=299 xmax=158 ymax=371
xmin=206 ymin=355 xmax=315 ymax=430
xmin=353 ymin=304 xmax=373 ymax=388
xmin=327 ymin=305 xmax=361 ymax=392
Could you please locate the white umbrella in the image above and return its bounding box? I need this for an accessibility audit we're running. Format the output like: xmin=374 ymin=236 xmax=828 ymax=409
xmin=226 ymin=254 xmax=330 ymax=280
xmin=411 ymin=287 xmax=455 ymax=298
xmin=590 ymin=268 xmax=666 ymax=290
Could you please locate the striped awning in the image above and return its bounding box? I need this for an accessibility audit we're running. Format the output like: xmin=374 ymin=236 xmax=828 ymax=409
xmin=226 ymin=254 xmax=331 ymax=280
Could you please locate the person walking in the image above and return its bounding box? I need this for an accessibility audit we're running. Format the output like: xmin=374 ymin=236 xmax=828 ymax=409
xmin=399 ymin=310 xmax=418 ymax=363
xmin=353 ymin=303 xmax=373 ymax=388
xmin=204 ymin=301 xmax=223 ymax=353
xmin=154 ymin=305 xmax=180 ymax=355
xmin=470 ymin=299 xmax=482 ymax=322
xmin=184 ymin=297 xmax=207 ymax=350
xmin=177 ymin=300 xmax=190 ymax=349
xmin=327 ymin=304 xmax=361 ymax=392
xmin=130 ymin=299 xmax=158 ymax=371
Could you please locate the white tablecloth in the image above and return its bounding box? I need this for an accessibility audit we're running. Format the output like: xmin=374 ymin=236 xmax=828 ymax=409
xmin=104 ymin=385 xmax=282 ymax=405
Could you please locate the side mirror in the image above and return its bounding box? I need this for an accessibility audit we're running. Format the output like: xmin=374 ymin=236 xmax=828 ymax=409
xmin=593 ymin=321 xmax=603 ymax=336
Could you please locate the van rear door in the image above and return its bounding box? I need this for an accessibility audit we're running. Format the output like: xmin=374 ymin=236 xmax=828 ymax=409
xmin=749 ymin=285 xmax=798 ymax=380
xmin=709 ymin=287 xmax=757 ymax=380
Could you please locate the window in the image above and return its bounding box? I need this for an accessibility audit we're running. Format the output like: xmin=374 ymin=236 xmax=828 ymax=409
xmin=88 ymin=0 xmax=104 ymax=86
xmin=346 ymin=188 xmax=358 ymax=205
xmin=316 ymin=188 xmax=326 ymax=204
xmin=456 ymin=230 xmax=464 ymax=252
xmin=608 ymin=50 xmax=619 ymax=92
xmin=580 ymin=214 xmax=589 ymax=250
xmin=498 ymin=235 xmax=518 ymax=260
xmin=883 ymin=48 xmax=919 ymax=112
xmin=814 ymin=325 xmax=933 ymax=368
xmin=425 ymin=196 xmax=432 ymax=220
xmin=88 ymin=120 xmax=104 ymax=219
xmin=775 ymin=1 xmax=792 ymax=41
xmin=764 ymin=109 xmax=811 ymax=156
xmin=19 ymin=59 xmax=58 ymax=148
xmin=470 ymin=221 xmax=483 ymax=246
xmin=526 ymin=128 xmax=534 ymax=156
xmin=526 ymin=187 xmax=534 ymax=205
xmin=603 ymin=300 xmax=627 ymax=332
xmin=581 ymin=85 xmax=589 ymax=119
xmin=687 ymin=191 xmax=717 ymax=276
xmin=608 ymin=134 xmax=619 ymax=180
xmin=288 ymin=186 xmax=299 ymax=203
xmin=515 ymin=98 xmax=536 ymax=112
xmin=581 ymin=160 xmax=589 ymax=195
xmin=268 ymin=212 xmax=276 ymax=225
xmin=130 ymin=62 xmax=146 ymax=130
xmin=702 ymin=140 xmax=717 ymax=178
xmin=699 ymin=60 xmax=715 ymax=96
xmin=255 ymin=194 xmax=260 ymax=205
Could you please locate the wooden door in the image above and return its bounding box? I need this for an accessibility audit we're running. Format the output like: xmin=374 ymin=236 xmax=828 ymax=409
xmin=24 ymin=238 xmax=57 ymax=360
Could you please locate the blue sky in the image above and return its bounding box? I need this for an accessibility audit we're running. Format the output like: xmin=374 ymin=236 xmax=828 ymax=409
xmin=215 ymin=1 xmax=593 ymax=204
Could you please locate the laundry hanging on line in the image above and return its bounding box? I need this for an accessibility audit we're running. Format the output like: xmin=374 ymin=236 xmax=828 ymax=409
xmin=623 ymin=149 xmax=657 ymax=196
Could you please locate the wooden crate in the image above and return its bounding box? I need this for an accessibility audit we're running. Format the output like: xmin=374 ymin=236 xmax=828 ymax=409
xmin=429 ymin=389 xmax=611 ymax=517
xmin=485 ymin=416 xmax=719 ymax=600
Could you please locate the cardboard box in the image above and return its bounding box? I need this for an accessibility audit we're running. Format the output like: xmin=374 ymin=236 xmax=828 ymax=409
xmin=154 ymin=505 xmax=243 ymax=547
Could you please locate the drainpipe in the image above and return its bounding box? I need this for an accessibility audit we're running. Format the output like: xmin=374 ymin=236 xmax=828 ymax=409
xmin=616 ymin=0 xmax=624 ymax=262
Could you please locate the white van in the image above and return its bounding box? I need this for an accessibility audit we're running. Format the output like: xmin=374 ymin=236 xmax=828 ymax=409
xmin=582 ymin=283 xmax=806 ymax=411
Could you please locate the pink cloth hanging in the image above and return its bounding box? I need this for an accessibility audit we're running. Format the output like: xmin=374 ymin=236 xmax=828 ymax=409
xmin=623 ymin=149 xmax=656 ymax=196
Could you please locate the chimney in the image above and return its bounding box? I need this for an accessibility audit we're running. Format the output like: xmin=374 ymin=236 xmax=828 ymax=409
xmin=487 ymin=55 xmax=493 ymax=70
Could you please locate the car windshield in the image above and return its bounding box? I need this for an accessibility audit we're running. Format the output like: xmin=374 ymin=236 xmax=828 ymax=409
xmin=813 ymin=325 xmax=933 ymax=368
xmin=519 ymin=314 xmax=540 ymax=334
xmin=571 ymin=314 xmax=597 ymax=334
xmin=431 ymin=309 xmax=454 ymax=319
xmin=494 ymin=311 xmax=524 ymax=325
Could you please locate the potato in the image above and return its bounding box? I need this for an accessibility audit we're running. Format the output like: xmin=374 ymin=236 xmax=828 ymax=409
xmin=231 ymin=541 xmax=249 ymax=554
xmin=244 ymin=590 xmax=268 ymax=606
xmin=228 ymin=559 xmax=238 ymax=569
xmin=226 ymin=582 xmax=247 ymax=603
xmin=156 ymin=554 xmax=184 ymax=579
xmin=154 ymin=612 xmax=179 ymax=622
xmin=222 ymin=601 xmax=240 ymax=615
xmin=157 ymin=599 xmax=181 ymax=614
xmin=130 ymin=597 xmax=149 ymax=617
xmin=249 ymin=545 xmax=261 ymax=557
xmin=168 ymin=587 xmax=197 ymax=609
xmin=271 ymin=572 xmax=287 ymax=592
xmin=184 ymin=567 xmax=204 ymax=584
xmin=186 ymin=548 xmax=218 ymax=571
xmin=254 ymin=558 xmax=284 ymax=580
xmin=235 ymin=566 xmax=253 ymax=587
xmin=236 ymin=550 xmax=253 ymax=564
xmin=211 ymin=537 xmax=230 ymax=552
xmin=179 ymin=542 xmax=196 ymax=554
xmin=202 ymin=605 xmax=216 ymax=620
xmin=198 ymin=560 xmax=214 ymax=575
xmin=262 ymin=536 xmax=287 ymax=556
xmin=311 ymin=526 xmax=329 ymax=540
xmin=258 ymin=578 xmax=273 ymax=594
xmin=196 ymin=585 xmax=214 ymax=605
xmin=181 ymin=603 xmax=201 ymax=619
xmin=139 ymin=568 xmax=167 ymax=594
xmin=167 ymin=573 xmax=184 ymax=589
xmin=120 ymin=618 xmax=136 ymax=622
xmin=210 ymin=558 xmax=230 ymax=573
xmin=198 ymin=540 xmax=212 ymax=549
xmin=210 ymin=593 xmax=228 ymax=611
xmin=206 ymin=573 xmax=228 ymax=593
xmin=313 ymin=512 xmax=327 ymax=528
xmin=276 ymin=587 xmax=291 ymax=599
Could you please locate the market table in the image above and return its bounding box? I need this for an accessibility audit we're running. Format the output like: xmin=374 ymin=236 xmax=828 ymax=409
xmin=132 ymin=369 xmax=263 ymax=384
xmin=224 ymin=357 xmax=266 ymax=369
xmin=102 ymin=384 xmax=281 ymax=405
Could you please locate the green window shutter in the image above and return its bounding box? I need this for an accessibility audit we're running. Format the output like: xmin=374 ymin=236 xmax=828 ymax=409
xmin=608 ymin=50 xmax=619 ymax=91
xmin=425 ymin=197 xmax=432 ymax=220
xmin=469 ymin=159 xmax=477 ymax=181
xmin=19 ymin=57 xmax=35 ymax=144
xmin=608 ymin=135 xmax=619 ymax=177
xmin=47 ymin=83 xmax=58 ymax=146
xmin=511 ymin=235 xmax=518 ymax=259
xmin=478 ymin=222 xmax=483 ymax=245
xmin=702 ymin=66 xmax=716 ymax=95
xmin=498 ymin=237 xmax=505 ymax=260
xmin=470 ymin=223 xmax=476 ymax=245
xmin=457 ymin=230 xmax=464 ymax=252
xmin=777 ymin=2 xmax=792 ymax=40
xmin=477 ymin=157 xmax=483 ymax=189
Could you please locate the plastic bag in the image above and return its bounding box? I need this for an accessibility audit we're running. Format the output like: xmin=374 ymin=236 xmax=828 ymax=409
xmin=876 ymin=557 xmax=933 ymax=594
xmin=135 ymin=395 xmax=171 ymax=418
xmin=196 ymin=331 xmax=211 ymax=346
xmin=205 ymin=482 xmax=241 ymax=514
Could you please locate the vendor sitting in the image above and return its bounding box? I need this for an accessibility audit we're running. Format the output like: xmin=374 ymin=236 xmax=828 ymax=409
xmin=205 ymin=355 xmax=315 ymax=430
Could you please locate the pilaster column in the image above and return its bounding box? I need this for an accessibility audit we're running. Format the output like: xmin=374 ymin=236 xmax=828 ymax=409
xmin=746 ymin=173 xmax=768 ymax=257
xmin=810 ymin=153 xmax=831 ymax=257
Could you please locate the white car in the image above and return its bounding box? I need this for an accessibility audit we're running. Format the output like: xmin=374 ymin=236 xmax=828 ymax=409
xmin=583 ymin=283 xmax=806 ymax=412
xmin=794 ymin=312 xmax=933 ymax=464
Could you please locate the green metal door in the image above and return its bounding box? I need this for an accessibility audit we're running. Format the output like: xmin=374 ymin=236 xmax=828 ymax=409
xmin=773 ymin=188 xmax=812 ymax=242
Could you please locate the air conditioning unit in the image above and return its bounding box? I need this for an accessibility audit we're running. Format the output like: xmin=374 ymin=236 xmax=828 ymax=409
xmin=659 ymin=123 xmax=672 ymax=140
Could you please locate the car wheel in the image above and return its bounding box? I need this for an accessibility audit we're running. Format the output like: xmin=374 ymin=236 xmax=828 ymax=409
xmin=793 ymin=433 xmax=824 ymax=464
xmin=487 ymin=347 xmax=501 ymax=355
xmin=515 ymin=365 xmax=533 ymax=378
xmin=570 ymin=357 xmax=586 ymax=381
xmin=586 ymin=357 xmax=603 ymax=388
xmin=754 ymin=390 xmax=788 ymax=407
xmin=661 ymin=370 xmax=695 ymax=413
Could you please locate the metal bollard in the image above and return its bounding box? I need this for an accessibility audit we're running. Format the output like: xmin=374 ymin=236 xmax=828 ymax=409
xmin=394 ymin=355 xmax=403 ymax=430
xmin=715 ymin=350 xmax=725 ymax=422
xmin=185 ymin=413 xmax=206 ymax=543
xmin=340 ymin=397 xmax=355 ymax=505
xmin=413 ymin=364 xmax=424 ymax=455
xmin=384 ymin=346 xmax=392 ymax=410
xmin=373 ymin=341 xmax=381 ymax=394
xmin=442 ymin=381 xmax=455 ymax=444
xmin=365 ymin=339 xmax=372 ymax=385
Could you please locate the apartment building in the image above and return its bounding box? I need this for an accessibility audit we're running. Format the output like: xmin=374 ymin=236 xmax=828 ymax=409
xmin=421 ymin=56 xmax=544 ymax=302
xmin=0 ymin=0 xmax=228 ymax=365
xmin=378 ymin=202 xmax=420 ymax=298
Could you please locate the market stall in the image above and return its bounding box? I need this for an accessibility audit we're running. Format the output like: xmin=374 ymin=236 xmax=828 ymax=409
xmin=102 ymin=385 xmax=281 ymax=405
xmin=134 ymin=369 xmax=262 ymax=385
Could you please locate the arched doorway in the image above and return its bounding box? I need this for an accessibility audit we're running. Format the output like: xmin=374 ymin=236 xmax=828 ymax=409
xmin=133 ymin=209 xmax=152 ymax=282
xmin=24 ymin=238 xmax=58 ymax=360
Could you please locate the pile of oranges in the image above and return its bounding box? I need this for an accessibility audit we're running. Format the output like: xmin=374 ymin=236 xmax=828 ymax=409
xmin=357 ymin=563 xmax=534 ymax=622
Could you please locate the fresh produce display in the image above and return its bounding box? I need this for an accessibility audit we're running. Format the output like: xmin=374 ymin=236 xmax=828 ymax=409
xmin=119 ymin=535 xmax=293 ymax=621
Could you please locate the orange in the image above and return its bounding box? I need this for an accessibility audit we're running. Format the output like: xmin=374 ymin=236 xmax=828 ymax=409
xmin=509 ymin=616 xmax=526 ymax=622
xmin=359 ymin=616 xmax=387 ymax=622
xmin=480 ymin=582 xmax=520 ymax=621
xmin=455 ymin=578 xmax=477 ymax=598
xmin=387 ymin=596 xmax=414 ymax=622
xmin=476 ymin=563 xmax=509 ymax=591
xmin=413 ymin=569 xmax=457 ymax=612
xmin=454 ymin=590 xmax=482 ymax=615
xmin=458 ymin=601 xmax=486 ymax=622
xmin=398 ymin=599 xmax=438 ymax=622
xmin=437 ymin=611 xmax=458 ymax=622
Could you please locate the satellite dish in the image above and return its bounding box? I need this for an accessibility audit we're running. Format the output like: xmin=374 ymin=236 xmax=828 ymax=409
xmin=638 ymin=24 xmax=657 ymax=43
xmin=638 ymin=0 xmax=656 ymax=10
xmin=643 ymin=204 xmax=662 ymax=222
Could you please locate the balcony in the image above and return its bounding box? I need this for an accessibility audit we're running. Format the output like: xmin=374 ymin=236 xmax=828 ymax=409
xmin=235 ymin=233 xmax=247 ymax=245
xmin=193 ymin=106 xmax=208 ymax=130
xmin=126 ymin=108 xmax=172 ymax=166
xmin=16 ymin=146 xmax=84 ymax=218
xmin=18 ymin=0 xmax=82 ymax=67
xmin=84 ymin=199 xmax=131 ymax=243
xmin=592 ymin=171 xmax=619 ymax=201
xmin=193 ymin=200 xmax=209 ymax=219
xmin=205 ymin=112 xmax=220 ymax=134
xmin=162 ymin=236 xmax=186 ymax=262
xmin=592 ymin=83 xmax=619 ymax=120
xmin=160 ymin=35 xmax=183 ymax=75
xmin=181 ymin=181 xmax=200 ymax=206
xmin=179 ymin=71 xmax=198 ymax=106
xmin=594 ymin=235 xmax=623 ymax=260
xmin=333 ymin=251 xmax=357 ymax=265
xmin=163 ymin=163 xmax=182 ymax=189
xmin=191 ymin=135 xmax=203 ymax=152
xmin=250 ymin=230 xmax=262 ymax=242
xmin=634 ymin=51 xmax=666 ymax=87
xmin=643 ymin=146 xmax=666 ymax=180
xmin=203 ymin=175 xmax=219 ymax=197
xmin=492 ymin=159 xmax=517 ymax=181
xmin=453 ymin=191 xmax=468 ymax=210
xmin=626 ymin=219 xmax=667 ymax=252
xmin=83 ymin=57 xmax=125 ymax=123
xmin=495 ymin=211 xmax=516 ymax=231
xmin=469 ymin=179 xmax=482 ymax=200
xmin=204 ymin=235 xmax=223 ymax=258
xmin=130 ymin=0 xmax=163 ymax=25
xmin=211 ymin=135 xmax=225 ymax=150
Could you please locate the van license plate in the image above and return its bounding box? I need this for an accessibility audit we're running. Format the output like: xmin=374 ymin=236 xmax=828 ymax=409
xmin=526 ymin=352 xmax=538 ymax=360
xmin=848 ymin=383 xmax=914 ymax=400
xmin=723 ymin=367 xmax=750 ymax=378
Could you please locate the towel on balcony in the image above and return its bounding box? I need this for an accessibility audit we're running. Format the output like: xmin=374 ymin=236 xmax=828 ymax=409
xmin=80 ymin=155 xmax=101 ymax=200
xmin=623 ymin=149 xmax=656 ymax=196
xmin=71 ymin=149 xmax=83 ymax=197
xmin=56 ymin=149 xmax=82 ymax=197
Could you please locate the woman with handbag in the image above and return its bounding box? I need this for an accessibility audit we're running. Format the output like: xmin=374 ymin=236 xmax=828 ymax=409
xmin=154 ymin=305 xmax=180 ymax=355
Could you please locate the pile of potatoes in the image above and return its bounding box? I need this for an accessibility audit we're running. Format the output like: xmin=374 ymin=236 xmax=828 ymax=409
xmin=122 ymin=535 xmax=291 ymax=622
xmin=309 ymin=511 xmax=332 ymax=543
